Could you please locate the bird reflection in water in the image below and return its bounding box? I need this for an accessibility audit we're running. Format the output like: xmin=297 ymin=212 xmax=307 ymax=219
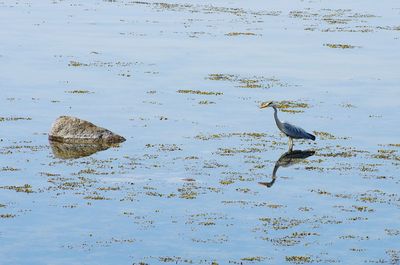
xmin=259 ymin=150 xmax=315 ymax=188
xmin=49 ymin=140 xmax=118 ymax=159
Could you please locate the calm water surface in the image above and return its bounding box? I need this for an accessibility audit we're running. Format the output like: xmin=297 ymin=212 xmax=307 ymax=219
xmin=0 ymin=0 xmax=399 ymax=264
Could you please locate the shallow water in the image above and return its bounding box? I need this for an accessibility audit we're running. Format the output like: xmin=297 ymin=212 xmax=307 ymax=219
xmin=1 ymin=0 xmax=400 ymax=264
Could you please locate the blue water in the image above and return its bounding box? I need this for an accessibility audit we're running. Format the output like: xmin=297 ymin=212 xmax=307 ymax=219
xmin=1 ymin=0 xmax=399 ymax=264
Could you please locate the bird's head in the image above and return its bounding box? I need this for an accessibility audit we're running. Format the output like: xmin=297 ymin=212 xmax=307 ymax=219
xmin=259 ymin=101 xmax=276 ymax=109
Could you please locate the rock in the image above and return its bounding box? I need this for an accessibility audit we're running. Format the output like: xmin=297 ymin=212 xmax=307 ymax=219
xmin=49 ymin=141 xmax=114 ymax=159
xmin=49 ymin=116 xmax=126 ymax=144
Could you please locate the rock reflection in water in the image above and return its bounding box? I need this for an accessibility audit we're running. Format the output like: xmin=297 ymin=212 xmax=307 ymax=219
xmin=259 ymin=150 xmax=315 ymax=188
xmin=49 ymin=140 xmax=117 ymax=159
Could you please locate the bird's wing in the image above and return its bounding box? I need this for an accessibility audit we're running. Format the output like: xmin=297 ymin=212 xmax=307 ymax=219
xmin=281 ymin=122 xmax=311 ymax=139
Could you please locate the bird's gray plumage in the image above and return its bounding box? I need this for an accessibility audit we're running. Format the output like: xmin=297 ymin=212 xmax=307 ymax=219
xmin=260 ymin=101 xmax=316 ymax=151
xmin=281 ymin=122 xmax=315 ymax=140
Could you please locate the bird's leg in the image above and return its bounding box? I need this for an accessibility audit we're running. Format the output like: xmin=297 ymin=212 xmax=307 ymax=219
xmin=288 ymin=137 xmax=293 ymax=152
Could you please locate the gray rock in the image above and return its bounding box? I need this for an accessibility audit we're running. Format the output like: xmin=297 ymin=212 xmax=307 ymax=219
xmin=49 ymin=116 xmax=126 ymax=144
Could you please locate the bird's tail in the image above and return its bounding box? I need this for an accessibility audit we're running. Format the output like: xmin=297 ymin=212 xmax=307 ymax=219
xmin=307 ymin=133 xmax=316 ymax=141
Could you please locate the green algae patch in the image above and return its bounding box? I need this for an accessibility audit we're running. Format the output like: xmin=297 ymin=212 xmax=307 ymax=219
xmin=313 ymin=131 xmax=336 ymax=140
xmin=341 ymin=103 xmax=356 ymax=108
xmin=238 ymin=78 xmax=263 ymax=88
xmin=324 ymin=43 xmax=358 ymax=49
xmin=236 ymin=188 xmax=251 ymax=193
xmin=0 ymin=184 xmax=34 ymax=193
xmin=263 ymin=231 xmax=319 ymax=247
xmin=207 ymin=73 xmax=290 ymax=89
xmin=208 ymin=74 xmax=236 ymax=81
xmin=371 ymin=149 xmax=400 ymax=162
xmin=0 ymin=117 xmax=32 ymax=122
xmin=97 ymin=186 xmax=120 ymax=191
xmin=298 ymin=207 xmax=313 ymax=212
xmin=216 ymin=147 xmax=263 ymax=156
xmin=220 ymin=179 xmax=235 ymax=185
xmin=285 ymin=256 xmax=312 ymax=264
xmin=198 ymin=100 xmax=215 ymax=105
xmin=83 ymin=195 xmax=111 ymax=200
xmin=1 ymin=166 xmax=20 ymax=171
xmin=68 ymin=60 xmax=134 ymax=67
xmin=267 ymin=204 xmax=285 ymax=209
xmin=157 ymin=256 xmax=193 ymax=263
xmin=145 ymin=143 xmax=182 ymax=152
xmin=195 ymin=132 xmax=267 ymax=141
xmin=177 ymin=89 xmax=223 ymax=96
xmin=130 ymin=1 xmax=279 ymax=18
xmin=376 ymin=26 xmax=400 ymax=31
xmin=241 ymin=256 xmax=267 ymax=262
xmin=40 ymin=172 xmax=61 ymax=177
xmin=178 ymin=184 xmax=198 ymax=199
xmin=272 ymin=100 xmax=310 ymax=113
xmin=289 ymin=8 xmax=377 ymax=33
xmin=68 ymin=60 xmax=89 ymax=67
xmin=65 ymin=90 xmax=93 ymax=94
xmin=259 ymin=217 xmax=303 ymax=230
xmin=199 ymin=221 xmax=216 ymax=226
xmin=47 ymin=176 xmax=97 ymax=191
xmin=226 ymin=32 xmax=257 ymax=36
xmin=324 ymin=43 xmax=357 ymax=49
xmin=352 ymin=205 xmax=374 ymax=212
xmin=318 ymin=151 xmax=356 ymax=158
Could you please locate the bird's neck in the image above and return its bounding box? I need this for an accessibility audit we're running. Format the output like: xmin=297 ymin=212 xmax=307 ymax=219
xmin=272 ymin=106 xmax=282 ymax=127
xmin=272 ymin=163 xmax=279 ymax=178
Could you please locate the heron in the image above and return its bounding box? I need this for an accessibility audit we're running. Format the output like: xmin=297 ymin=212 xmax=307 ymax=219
xmin=260 ymin=101 xmax=316 ymax=152
xmin=259 ymin=149 xmax=315 ymax=188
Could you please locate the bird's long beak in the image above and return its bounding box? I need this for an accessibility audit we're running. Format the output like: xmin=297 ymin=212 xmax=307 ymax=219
xmin=260 ymin=104 xmax=268 ymax=109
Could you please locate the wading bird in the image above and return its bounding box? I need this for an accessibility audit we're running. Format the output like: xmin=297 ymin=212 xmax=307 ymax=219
xmin=260 ymin=101 xmax=316 ymax=152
